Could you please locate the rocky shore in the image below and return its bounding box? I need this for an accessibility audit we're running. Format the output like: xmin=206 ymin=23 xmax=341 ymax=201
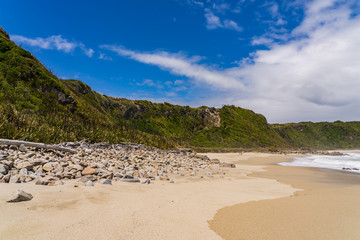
xmin=0 ymin=140 xmax=222 ymax=186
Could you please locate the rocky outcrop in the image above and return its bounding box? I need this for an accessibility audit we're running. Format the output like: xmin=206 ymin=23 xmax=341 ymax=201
xmin=197 ymin=107 xmax=221 ymax=129
xmin=0 ymin=26 xmax=10 ymax=39
xmin=57 ymin=92 xmax=75 ymax=105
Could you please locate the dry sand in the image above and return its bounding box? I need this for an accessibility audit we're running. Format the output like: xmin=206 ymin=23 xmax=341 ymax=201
xmin=209 ymin=152 xmax=360 ymax=240
xmin=4 ymin=152 xmax=357 ymax=240
xmin=0 ymin=152 xmax=297 ymax=240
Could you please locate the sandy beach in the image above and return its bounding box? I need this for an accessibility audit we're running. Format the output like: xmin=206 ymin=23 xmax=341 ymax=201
xmin=1 ymin=152 xmax=360 ymax=240
xmin=0 ymin=152 xmax=298 ymax=240
xmin=209 ymin=152 xmax=360 ymax=240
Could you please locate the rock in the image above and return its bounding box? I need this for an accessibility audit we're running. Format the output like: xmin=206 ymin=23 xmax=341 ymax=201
xmin=72 ymin=164 xmax=83 ymax=171
xmin=120 ymin=178 xmax=140 ymax=183
xmin=2 ymin=174 xmax=11 ymax=183
xmin=85 ymin=180 xmax=94 ymax=186
xmin=0 ymin=164 xmax=8 ymax=175
xmin=210 ymin=159 xmax=220 ymax=164
xmin=35 ymin=178 xmax=50 ymax=185
xmin=7 ymin=190 xmax=33 ymax=202
xmin=1 ymin=160 xmax=13 ymax=168
xmin=9 ymin=175 xmax=20 ymax=183
xmin=42 ymin=163 xmax=54 ymax=172
xmin=55 ymin=181 xmax=64 ymax=186
xmin=14 ymin=162 xmax=33 ymax=170
xmin=19 ymin=168 xmax=28 ymax=176
xmin=220 ymin=163 xmax=236 ymax=168
xmin=100 ymin=179 xmax=112 ymax=185
xmin=84 ymin=148 xmax=93 ymax=154
xmin=25 ymin=153 xmax=36 ymax=158
xmin=57 ymin=92 xmax=74 ymax=105
xmin=0 ymin=26 xmax=10 ymax=39
xmin=140 ymin=179 xmax=151 ymax=184
xmin=169 ymin=179 xmax=175 ymax=183
xmin=19 ymin=144 xmax=27 ymax=152
xmin=81 ymin=167 xmax=96 ymax=176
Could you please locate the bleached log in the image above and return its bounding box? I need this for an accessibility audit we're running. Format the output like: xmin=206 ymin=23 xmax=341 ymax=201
xmin=0 ymin=139 xmax=77 ymax=154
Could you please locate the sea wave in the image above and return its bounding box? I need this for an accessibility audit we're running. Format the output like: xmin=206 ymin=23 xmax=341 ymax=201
xmin=279 ymin=153 xmax=360 ymax=173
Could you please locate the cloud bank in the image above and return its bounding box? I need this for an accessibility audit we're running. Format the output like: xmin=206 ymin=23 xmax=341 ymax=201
xmin=103 ymin=0 xmax=360 ymax=123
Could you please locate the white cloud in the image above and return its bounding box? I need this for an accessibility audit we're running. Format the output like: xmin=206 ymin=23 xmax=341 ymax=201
xmin=137 ymin=79 xmax=155 ymax=87
xmin=99 ymin=52 xmax=112 ymax=61
xmin=204 ymin=9 xmax=242 ymax=31
xmin=102 ymin=0 xmax=360 ymax=123
xmin=251 ymin=36 xmax=274 ymax=46
xmin=101 ymin=44 xmax=245 ymax=90
xmin=11 ymin=34 xmax=94 ymax=57
xmin=174 ymin=80 xmax=184 ymax=85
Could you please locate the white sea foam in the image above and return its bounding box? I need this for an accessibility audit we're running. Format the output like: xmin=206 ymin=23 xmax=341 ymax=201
xmin=279 ymin=153 xmax=360 ymax=173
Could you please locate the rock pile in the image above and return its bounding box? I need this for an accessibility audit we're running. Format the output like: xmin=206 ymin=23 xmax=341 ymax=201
xmin=0 ymin=141 xmax=220 ymax=185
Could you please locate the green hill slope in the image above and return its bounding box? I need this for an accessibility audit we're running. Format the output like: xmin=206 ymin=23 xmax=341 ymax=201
xmin=272 ymin=121 xmax=360 ymax=149
xmin=0 ymin=27 xmax=287 ymax=149
xmin=1 ymin=27 xmax=360 ymax=150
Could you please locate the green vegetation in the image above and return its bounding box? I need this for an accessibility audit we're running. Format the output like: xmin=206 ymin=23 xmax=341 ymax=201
xmin=1 ymin=27 xmax=360 ymax=150
xmin=272 ymin=121 xmax=360 ymax=149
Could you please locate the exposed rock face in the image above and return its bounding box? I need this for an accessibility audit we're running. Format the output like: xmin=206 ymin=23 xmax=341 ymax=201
xmin=7 ymin=189 xmax=33 ymax=202
xmin=57 ymin=92 xmax=75 ymax=105
xmin=0 ymin=26 xmax=10 ymax=39
xmin=197 ymin=107 xmax=221 ymax=129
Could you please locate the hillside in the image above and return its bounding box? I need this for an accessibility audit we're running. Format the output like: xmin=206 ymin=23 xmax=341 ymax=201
xmin=1 ymin=26 xmax=360 ymax=150
xmin=273 ymin=121 xmax=360 ymax=150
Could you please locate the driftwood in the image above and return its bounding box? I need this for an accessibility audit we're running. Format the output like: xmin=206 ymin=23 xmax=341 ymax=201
xmin=0 ymin=139 xmax=77 ymax=154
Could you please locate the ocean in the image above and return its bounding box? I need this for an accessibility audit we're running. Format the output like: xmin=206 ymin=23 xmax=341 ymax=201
xmin=279 ymin=152 xmax=360 ymax=173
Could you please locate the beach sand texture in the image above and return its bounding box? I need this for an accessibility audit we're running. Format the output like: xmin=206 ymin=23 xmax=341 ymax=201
xmin=209 ymin=153 xmax=360 ymax=240
xmin=0 ymin=153 xmax=296 ymax=240
xmin=2 ymin=152 xmax=359 ymax=240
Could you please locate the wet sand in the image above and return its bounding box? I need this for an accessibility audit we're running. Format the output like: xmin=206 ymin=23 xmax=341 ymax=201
xmin=208 ymin=153 xmax=360 ymax=240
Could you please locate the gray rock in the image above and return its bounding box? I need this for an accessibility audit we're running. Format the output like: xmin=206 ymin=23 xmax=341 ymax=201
xmin=140 ymin=179 xmax=151 ymax=184
xmin=0 ymin=164 xmax=8 ymax=175
xmin=9 ymin=175 xmax=20 ymax=183
xmin=2 ymin=174 xmax=11 ymax=183
xmin=100 ymin=179 xmax=112 ymax=185
xmin=120 ymin=178 xmax=140 ymax=183
xmin=35 ymin=178 xmax=49 ymax=185
xmin=55 ymin=181 xmax=64 ymax=186
xmin=19 ymin=168 xmax=28 ymax=176
xmin=85 ymin=180 xmax=94 ymax=186
xmin=72 ymin=164 xmax=83 ymax=171
xmin=19 ymin=144 xmax=27 ymax=152
xmin=14 ymin=162 xmax=33 ymax=170
xmin=25 ymin=153 xmax=35 ymax=158
xmin=1 ymin=160 xmax=13 ymax=168
xmin=7 ymin=189 xmax=33 ymax=202
xmin=84 ymin=148 xmax=93 ymax=154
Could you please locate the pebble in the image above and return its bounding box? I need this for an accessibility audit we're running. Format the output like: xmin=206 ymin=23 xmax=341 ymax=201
xmin=85 ymin=180 xmax=94 ymax=186
xmin=100 ymin=179 xmax=112 ymax=185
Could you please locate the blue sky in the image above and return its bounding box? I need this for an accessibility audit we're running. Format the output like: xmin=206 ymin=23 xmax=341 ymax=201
xmin=1 ymin=0 xmax=360 ymax=123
